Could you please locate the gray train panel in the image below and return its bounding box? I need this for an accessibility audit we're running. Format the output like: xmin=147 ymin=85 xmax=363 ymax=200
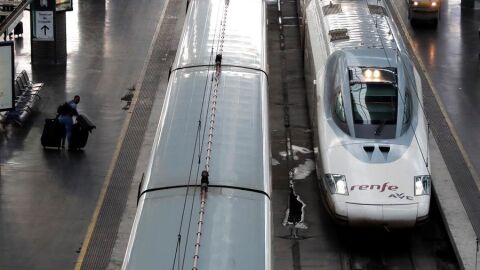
xmin=123 ymin=188 xmax=270 ymax=270
xmin=143 ymin=67 xmax=270 ymax=194
xmin=307 ymin=0 xmax=407 ymax=54
xmin=172 ymin=0 xmax=267 ymax=72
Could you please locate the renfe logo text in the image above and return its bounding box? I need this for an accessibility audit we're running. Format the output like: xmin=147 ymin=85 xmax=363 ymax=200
xmin=350 ymin=182 xmax=398 ymax=192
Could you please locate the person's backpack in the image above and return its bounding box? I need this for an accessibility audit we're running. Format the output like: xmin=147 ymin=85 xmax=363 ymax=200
xmin=57 ymin=102 xmax=71 ymax=115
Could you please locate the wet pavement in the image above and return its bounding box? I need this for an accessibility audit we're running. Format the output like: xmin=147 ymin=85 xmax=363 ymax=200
xmin=0 ymin=0 xmax=167 ymax=269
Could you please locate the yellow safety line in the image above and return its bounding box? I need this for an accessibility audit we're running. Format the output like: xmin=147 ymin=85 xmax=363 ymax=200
xmin=73 ymin=0 xmax=170 ymax=269
xmin=73 ymin=107 xmax=130 ymax=270
xmin=388 ymin=1 xmax=480 ymax=191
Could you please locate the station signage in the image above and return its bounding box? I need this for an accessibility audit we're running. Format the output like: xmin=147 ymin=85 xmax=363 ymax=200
xmin=0 ymin=42 xmax=15 ymax=112
xmin=31 ymin=0 xmax=56 ymax=41
xmin=34 ymin=11 xmax=54 ymax=40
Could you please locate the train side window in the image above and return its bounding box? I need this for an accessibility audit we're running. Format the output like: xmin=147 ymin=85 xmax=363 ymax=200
xmin=402 ymin=92 xmax=412 ymax=134
xmin=334 ymin=91 xmax=346 ymax=122
xmin=333 ymin=90 xmax=350 ymax=135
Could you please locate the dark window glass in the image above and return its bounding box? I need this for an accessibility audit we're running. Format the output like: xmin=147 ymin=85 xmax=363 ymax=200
xmin=334 ymin=92 xmax=346 ymax=122
xmin=350 ymin=83 xmax=398 ymax=125
xmin=401 ymin=92 xmax=412 ymax=134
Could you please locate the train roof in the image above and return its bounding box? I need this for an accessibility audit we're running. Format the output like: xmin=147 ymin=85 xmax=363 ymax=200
xmin=172 ymin=0 xmax=267 ymax=72
xmin=123 ymin=188 xmax=270 ymax=270
xmin=143 ymin=66 xmax=270 ymax=195
xmin=310 ymin=0 xmax=406 ymax=56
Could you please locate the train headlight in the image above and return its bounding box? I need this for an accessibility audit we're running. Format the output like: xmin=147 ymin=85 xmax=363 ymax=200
xmin=363 ymin=68 xmax=383 ymax=82
xmin=431 ymin=1 xmax=437 ymax=7
xmin=364 ymin=69 xmax=373 ymax=78
xmin=324 ymin=174 xmax=348 ymax=195
xmin=413 ymin=1 xmax=419 ymax=6
xmin=414 ymin=175 xmax=431 ymax=196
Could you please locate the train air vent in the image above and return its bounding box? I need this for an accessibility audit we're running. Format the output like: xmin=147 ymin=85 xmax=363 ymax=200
xmin=363 ymin=146 xmax=374 ymax=160
xmin=363 ymin=146 xmax=375 ymax=152
xmin=368 ymin=5 xmax=387 ymax=16
xmin=329 ymin=29 xmax=349 ymax=42
xmin=379 ymin=146 xmax=390 ymax=153
xmin=322 ymin=3 xmax=342 ymax=16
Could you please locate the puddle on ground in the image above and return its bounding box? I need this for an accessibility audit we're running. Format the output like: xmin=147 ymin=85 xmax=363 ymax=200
xmin=293 ymin=159 xmax=315 ymax=180
xmin=272 ymin=158 xmax=280 ymax=166
xmin=279 ymin=145 xmax=313 ymax=161
xmin=282 ymin=187 xmax=307 ymax=229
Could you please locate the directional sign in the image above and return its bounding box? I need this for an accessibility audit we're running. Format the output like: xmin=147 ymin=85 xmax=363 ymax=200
xmin=34 ymin=11 xmax=54 ymax=40
xmin=0 ymin=42 xmax=15 ymax=112
xmin=31 ymin=0 xmax=56 ymax=41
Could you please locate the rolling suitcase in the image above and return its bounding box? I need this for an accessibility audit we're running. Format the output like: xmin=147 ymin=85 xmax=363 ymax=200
xmin=69 ymin=114 xmax=96 ymax=150
xmin=41 ymin=118 xmax=65 ymax=149
xmin=69 ymin=123 xmax=89 ymax=150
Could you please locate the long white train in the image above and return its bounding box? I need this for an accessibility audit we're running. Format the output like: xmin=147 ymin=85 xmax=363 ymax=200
xmin=303 ymin=0 xmax=431 ymax=228
xmin=122 ymin=0 xmax=271 ymax=269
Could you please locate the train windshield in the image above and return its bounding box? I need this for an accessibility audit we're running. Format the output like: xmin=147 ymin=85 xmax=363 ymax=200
xmin=346 ymin=66 xmax=399 ymax=139
xmin=350 ymin=83 xmax=398 ymax=125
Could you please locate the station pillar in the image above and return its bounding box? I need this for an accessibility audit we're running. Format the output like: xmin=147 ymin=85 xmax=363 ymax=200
xmin=30 ymin=0 xmax=67 ymax=65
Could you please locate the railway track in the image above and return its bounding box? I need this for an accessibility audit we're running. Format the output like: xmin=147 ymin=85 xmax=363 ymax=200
xmin=338 ymin=200 xmax=458 ymax=270
xmin=339 ymin=229 xmax=417 ymax=270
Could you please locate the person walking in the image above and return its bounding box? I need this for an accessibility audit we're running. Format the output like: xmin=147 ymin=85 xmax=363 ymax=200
xmin=58 ymin=95 xmax=80 ymax=149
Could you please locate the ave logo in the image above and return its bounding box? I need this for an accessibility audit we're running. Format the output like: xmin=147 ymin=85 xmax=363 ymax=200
xmin=388 ymin=193 xmax=413 ymax=201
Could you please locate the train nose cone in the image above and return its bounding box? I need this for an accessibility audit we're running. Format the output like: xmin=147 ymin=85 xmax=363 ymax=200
xmin=346 ymin=203 xmax=417 ymax=228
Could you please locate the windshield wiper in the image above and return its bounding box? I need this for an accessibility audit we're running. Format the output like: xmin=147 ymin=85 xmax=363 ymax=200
xmin=374 ymin=120 xmax=386 ymax=136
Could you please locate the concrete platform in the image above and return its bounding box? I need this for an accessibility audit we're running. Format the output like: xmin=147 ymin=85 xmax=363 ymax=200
xmin=0 ymin=0 xmax=171 ymax=269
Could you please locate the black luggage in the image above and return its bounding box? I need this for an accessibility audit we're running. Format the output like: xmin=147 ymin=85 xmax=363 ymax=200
xmin=69 ymin=123 xmax=89 ymax=150
xmin=76 ymin=114 xmax=96 ymax=130
xmin=41 ymin=118 xmax=65 ymax=149
xmin=69 ymin=114 xmax=96 ymax=150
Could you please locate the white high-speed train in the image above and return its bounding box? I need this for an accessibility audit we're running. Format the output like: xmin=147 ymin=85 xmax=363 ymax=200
xmin=122 ymin=0 xmax=271 ymax=269
xmin=303 ymin=0 xmax=431 ymax=228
